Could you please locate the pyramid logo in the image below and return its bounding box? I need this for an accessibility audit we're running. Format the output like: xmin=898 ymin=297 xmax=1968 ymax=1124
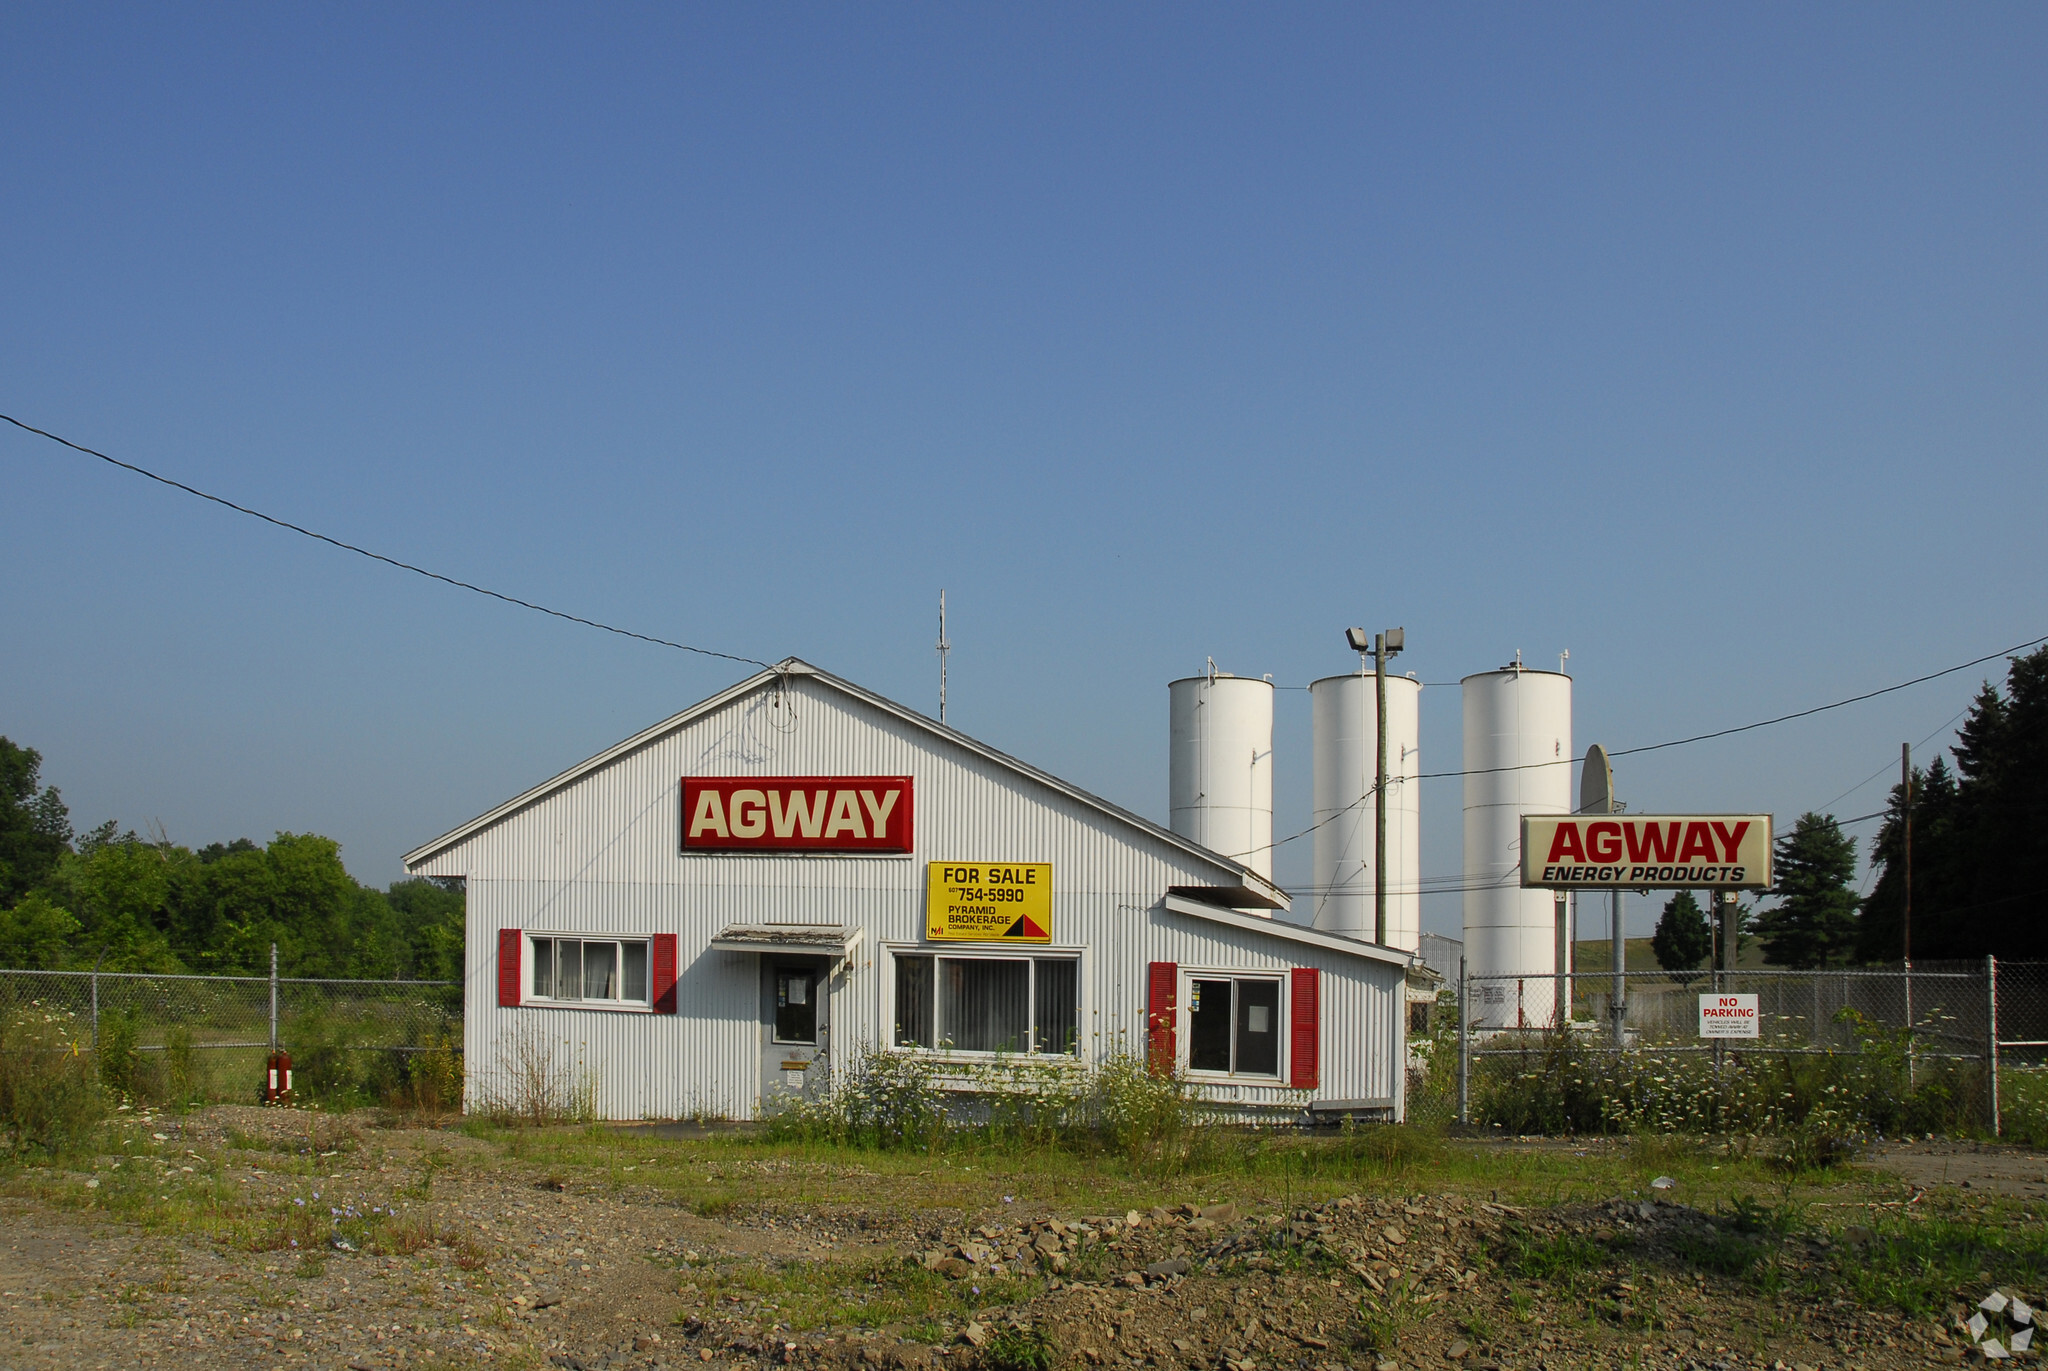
xmin=1004 ymin=913 xmax=1049 ymax=940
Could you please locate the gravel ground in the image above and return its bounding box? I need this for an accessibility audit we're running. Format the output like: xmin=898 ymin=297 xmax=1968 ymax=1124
xmin=0 ymin=1108 xmax=2030 ymax=1371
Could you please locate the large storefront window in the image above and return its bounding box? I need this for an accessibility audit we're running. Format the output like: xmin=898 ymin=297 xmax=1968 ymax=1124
xmin=893 ymin=953 xmax=1078 ymax=1055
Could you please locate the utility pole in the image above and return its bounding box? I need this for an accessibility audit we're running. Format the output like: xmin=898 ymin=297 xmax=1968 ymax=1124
xmin=1904 ymin=742 xmax=1915 ymax=1082
xmin=936 ymin=590 xmax=951 ymax=725
xmin=1344 ymin=625 xmax=1402 ymax=946
xmin=1902 ymin=743 xmax=1913 ymax=963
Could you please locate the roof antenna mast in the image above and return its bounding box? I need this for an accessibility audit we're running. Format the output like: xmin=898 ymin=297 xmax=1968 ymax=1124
xmin=937 ymin=589 xmax=951 ymax=724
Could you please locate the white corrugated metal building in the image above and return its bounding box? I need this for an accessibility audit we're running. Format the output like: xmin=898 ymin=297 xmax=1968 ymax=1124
xmin=404 ymin=660 xmax=1413 ymax=1122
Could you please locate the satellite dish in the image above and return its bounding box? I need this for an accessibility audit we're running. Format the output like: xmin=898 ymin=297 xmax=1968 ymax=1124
xmin=1580 ymin=743 xmax=1613 ymax=815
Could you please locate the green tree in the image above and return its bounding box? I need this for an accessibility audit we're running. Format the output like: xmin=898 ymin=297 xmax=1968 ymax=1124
xmin=36 ymin=836 xmax=185 ymax=971
xmin=1755 ymin=812 xmax=1860 ymax=967
xmin=386 ymin=878 xmax=465 ymax=981
xmin=0 ymin=892 xmax=83 ymax=969
xmin=167 ymin=833 xmax=400 ymax=978
xmin=1651 ymin=890 xmax=1713 ymax=978
xmin=0 ymin=738 xmax=73 ymax=905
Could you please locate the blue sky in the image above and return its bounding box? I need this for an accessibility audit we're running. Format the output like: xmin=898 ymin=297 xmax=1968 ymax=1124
xmin=4 ymin=6 xmax=2043 ymax=938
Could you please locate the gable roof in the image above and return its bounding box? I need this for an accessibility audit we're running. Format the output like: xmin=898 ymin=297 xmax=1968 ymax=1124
xmin=402 ymin=658 xmax=1290 ymax=911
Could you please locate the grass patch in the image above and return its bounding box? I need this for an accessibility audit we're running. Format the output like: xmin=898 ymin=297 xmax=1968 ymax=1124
xmin=1356 ymin=1277 xmax=1428 ymax=1351
xmin=1825 ymin=1199 xmax=2048 ymax=1317
xmin=680 ymin=1255 xmax=1045 ymax=1337
xmin=983 ymin=1325 xmax=1054 ymax=1371
xmin=1496 ymin=1229 xmax=1607 ymax=1285
xmin=1673 ymin=1228 xmax=1769 ymax=1278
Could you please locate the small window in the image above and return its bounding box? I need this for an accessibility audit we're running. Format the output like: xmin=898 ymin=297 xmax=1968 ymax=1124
xmin=1186 ymin=974 xmax=1282 ymax=1078
xmin=895 ymin=955 xmax=935 ymax=1047
xmin=530 ymin=937 xmax=651 ymax=1006
xmin=775 ymin=966 xmax=818 ymax=1044
xmin=532 ymin=938 xmax=555 ymax=998
xmin=892 ymin=953 xmax=1078 ymax=1055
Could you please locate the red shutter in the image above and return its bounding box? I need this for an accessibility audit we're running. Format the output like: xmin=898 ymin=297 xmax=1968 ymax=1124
xmin=1289 ymin=967 xmax=1320 ymax=1089
xmin=497 ymin=929 xmax=523 ymax=1008
xmin=1145 ymin=962 xmax=1178 ymax=1077
xmin=651 ymin=933 xmax=679 ymax=1014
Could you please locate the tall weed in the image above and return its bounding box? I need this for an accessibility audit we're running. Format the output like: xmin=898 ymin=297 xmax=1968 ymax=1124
xmin=0 ymin=1005 xmax=107 ymax=1157
xmin=1470 ymin=1011 xmax=1983 ymax=1138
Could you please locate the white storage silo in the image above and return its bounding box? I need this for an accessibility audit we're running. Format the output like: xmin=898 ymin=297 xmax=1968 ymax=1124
xmin=1168 ymin=671 xmax=1274 ymax=881
xmin=1308 ymin=672 xmax=1421 ymax=949
xmin=1462 ymin=665 xmax=1572 ymax=1027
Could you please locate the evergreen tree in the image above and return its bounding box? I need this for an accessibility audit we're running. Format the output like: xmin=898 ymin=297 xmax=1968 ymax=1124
xmin=1651 ymin=890 xmax=1713 ymax=979
xmin=1856 ymin=755 xmax=1959 ymax=963
xmin=1755 ymin=812 xmax=1860 ymax=967
xmin=1858 ymin=645 xmax=2048 ymax=959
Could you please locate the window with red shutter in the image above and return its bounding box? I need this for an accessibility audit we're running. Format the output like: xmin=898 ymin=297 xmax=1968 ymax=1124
xmin=652 ymin=933 xmax=679 ymax=1014
xmin=498 ymin=929 xmax=523 ymax=1008
xmin=1288 ymin=967 xmax=1320 ymax=1089
xmin=1146 ymin=962 xmax=1178 ymax=1077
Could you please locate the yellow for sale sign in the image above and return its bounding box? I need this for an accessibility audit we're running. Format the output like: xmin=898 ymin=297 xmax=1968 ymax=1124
xmin=926 ymin=863 xmax=1052 ymax=943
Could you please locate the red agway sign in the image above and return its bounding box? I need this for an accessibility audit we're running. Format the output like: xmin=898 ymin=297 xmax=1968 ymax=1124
xmin=1519 ymin=814 xmax=1773 ymax=889
xmin=682 ymin=776 xmax=914 ymax=853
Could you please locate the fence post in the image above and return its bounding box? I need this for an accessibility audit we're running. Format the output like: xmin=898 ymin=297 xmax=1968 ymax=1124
xmin=1892 ymin=959 xmax=1908 ymax=1082
xmin=269 ymin=942 xmax=279 ymax=1054
xmin=91 ymin=946 xmax=107 ymax=1053
xmin=1457 ymin=958 xmax=1470 ymax=1127
xmin=1988 ymin=955 xmax=2001 ymax=1138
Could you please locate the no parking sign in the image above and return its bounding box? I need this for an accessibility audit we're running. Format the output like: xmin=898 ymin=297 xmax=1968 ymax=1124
xmin=1698 ymin=994 xmax=1760 ymax=1039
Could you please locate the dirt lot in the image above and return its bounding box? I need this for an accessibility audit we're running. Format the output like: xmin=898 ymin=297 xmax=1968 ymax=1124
xmin=2 ymin=1110 xmax=2042 ymax=1371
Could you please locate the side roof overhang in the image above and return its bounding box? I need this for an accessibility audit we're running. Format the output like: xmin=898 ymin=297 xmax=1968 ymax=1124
xmin=403 ymin=658 xmax=1290 ymax=912
xmin=1160 ymin=894 xmax=1414 ymax=968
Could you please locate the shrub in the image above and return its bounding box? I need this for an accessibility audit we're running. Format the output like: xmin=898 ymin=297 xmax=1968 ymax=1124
xmin=473 ymin=1025 xmax=596 ymax=1126
xmin=761 ymin=1048 xmax=1214 ymax=1170
xmin=389 ymin=1037 xmax=464 ymax=1115
xmin=0 ymin=1005 xmax=107 ymax=1157
xmin=1081 ymin=1053 xmax=1208 ymax=1171
xmin=1468 ymin=1014 xmax=1984 ymax=1139
xmin=762 ymin=1047 xmax=949 ymax=1150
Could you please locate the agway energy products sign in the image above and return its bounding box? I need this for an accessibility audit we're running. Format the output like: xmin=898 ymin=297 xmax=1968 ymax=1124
xmin=927 ymin=863 xmax=1052 ymax=943
xmin=1520 ymin=815 xmax=1773 ymax=889
xmin=1698 ymin=993 xmax=1761 ymax=1039
xmin=682 ymin=776 xmax=913 ymax=853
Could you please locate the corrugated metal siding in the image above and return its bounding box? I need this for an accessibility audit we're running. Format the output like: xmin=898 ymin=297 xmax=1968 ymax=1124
xmin=435 ymin=676 xmax=1404 ymax=1121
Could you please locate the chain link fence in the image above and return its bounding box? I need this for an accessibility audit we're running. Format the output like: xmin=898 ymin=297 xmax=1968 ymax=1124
xmin=1449 ymin=958 xmax=2047 ymax=1138
xmin=0 ymin=963 xmax=461 ymax=1105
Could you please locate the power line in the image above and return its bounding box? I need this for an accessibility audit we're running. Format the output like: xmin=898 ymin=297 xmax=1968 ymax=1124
xmin=2 ymin=414 xmax=770 ymax=672
xmin=1413 ymin=632 xmax=2048 ymax=784
xmin=1808 ymin=705 xmax=1973 ymax=820
xmin=1254 ymin=636 xmax=2043 ymax=861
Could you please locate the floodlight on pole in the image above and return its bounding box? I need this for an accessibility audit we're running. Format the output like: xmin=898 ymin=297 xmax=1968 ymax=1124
xmin=1372 ymin=627 xmax=1404 ymax=946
